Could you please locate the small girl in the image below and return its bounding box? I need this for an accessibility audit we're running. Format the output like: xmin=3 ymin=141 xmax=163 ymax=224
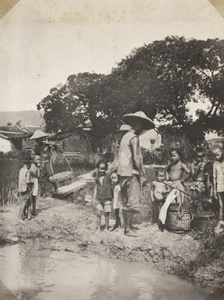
xmin=151 ymin=168 xmax=170 ymax=226
xmin=93 ymin=160 xmax=113 ymax=234
xmin=110 ymin=172 xmax=124 ymax=231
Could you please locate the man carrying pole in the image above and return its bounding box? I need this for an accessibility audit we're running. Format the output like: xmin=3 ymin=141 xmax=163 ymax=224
xmin=118 ymin=111 xmax=155 ymax=236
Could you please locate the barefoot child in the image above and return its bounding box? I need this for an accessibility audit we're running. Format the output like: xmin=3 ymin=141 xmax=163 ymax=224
xmin=212 ymin=145 xmax=224 ymax=224
xmin=166 ymin=148 xmax=190 ymax=205
xmin=18 ymin=159 xmax=32 ymax=223
xmin=151 ymin=168 xmax=170 ymax=226
xmin=190 ymin=146 xmax=207 ymax=214
xmin=110 ymin=172 xmax=124 ymax=231
xmin=93 ymin=160 xmax=113 ymax=234
xmin=29 ymin=155 xmax=41 ymax=217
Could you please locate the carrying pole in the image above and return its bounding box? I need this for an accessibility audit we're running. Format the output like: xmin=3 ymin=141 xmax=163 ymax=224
xmin=163 ymin=182 xmax=213 ymax=207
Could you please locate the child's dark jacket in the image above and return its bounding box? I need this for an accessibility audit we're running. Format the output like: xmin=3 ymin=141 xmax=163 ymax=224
xmin=96 ymin=174 xmax=113 ymax=203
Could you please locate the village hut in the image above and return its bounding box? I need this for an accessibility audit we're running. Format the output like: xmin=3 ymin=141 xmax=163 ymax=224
xmin=0 ymin=126 xmax=30 ymax=153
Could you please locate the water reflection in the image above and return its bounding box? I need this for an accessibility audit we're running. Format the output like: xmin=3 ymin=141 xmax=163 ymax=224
xmin=0 ymin=241 xmax=210 ymax=300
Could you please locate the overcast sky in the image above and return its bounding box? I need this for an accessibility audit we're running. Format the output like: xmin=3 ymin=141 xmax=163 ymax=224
xmin=0 ymin=0 xmax=224 ymax=112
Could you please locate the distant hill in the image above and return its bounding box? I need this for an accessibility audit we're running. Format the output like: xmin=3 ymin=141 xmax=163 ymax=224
xmin=0 ymin=110 xmax=44 ymax=127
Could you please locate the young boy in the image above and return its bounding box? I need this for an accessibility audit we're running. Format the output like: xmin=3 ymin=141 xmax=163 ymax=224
xmin=190 ymin=146 xmax=207 ymax=213
xmin=166 ymin=148 xmax=190 ymax=205
xmin=18 ymin=159 xmax=32 ymax=223
xmin=93 ymin=160 xmax=113 ymax=234
xmin=29 ymin=155 xmax=41 ymax=217
xmin=212 ymin=145 xmax=224 ymax=223
xmin=151 ymin=168 xmax=170 ymax=225
xmin=110 ymin=172 xmax=124 ymax=231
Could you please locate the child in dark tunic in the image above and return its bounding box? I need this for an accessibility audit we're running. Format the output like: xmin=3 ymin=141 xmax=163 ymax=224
xmin=93 ymin=160 xmax=113 ymax=234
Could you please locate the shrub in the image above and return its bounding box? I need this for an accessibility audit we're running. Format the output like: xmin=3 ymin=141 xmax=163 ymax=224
xmin=0 ymin=150 xmax=22 ymax=160
xmin=142 ymin=129 xmax=195 ymax=165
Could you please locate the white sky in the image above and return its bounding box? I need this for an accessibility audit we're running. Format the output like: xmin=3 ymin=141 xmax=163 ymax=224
xmin=0 ymin=0 xmax=224 ymax=112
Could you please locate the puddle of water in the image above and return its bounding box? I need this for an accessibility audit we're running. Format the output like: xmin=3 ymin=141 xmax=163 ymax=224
xmin=0 ymin=241 xmax=210 ymax=300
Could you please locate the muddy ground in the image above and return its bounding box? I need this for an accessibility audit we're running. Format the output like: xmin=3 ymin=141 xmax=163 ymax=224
xmin=0 ymin=194 xmax=224 ymax=292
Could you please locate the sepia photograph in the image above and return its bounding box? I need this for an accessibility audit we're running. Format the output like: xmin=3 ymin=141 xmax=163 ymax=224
xmin=0 ymin=0 xmax=224 ymax=299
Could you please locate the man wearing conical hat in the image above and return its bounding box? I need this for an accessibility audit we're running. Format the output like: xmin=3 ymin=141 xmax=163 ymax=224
xmin=118 ymin=111 xmax=155 ymax=236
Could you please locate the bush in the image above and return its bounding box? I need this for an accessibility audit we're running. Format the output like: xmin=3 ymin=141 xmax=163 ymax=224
xmin=0 ymin=150 xmax=22 ymax=160
xmin=142 ymin=128 xmax=195 ymax=165
xmin=142 ymin=147 xmax=168 ymax=165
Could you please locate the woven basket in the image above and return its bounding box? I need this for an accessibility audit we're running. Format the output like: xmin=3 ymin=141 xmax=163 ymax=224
xmin=166 ymin=205 xmax=193 ymax=232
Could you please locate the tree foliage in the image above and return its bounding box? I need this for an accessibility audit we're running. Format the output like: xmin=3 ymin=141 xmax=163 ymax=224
xmin=111 ymin=37 xmax=224 ymax=142
xmin=37 ymin=36 xmax=224 ymax=148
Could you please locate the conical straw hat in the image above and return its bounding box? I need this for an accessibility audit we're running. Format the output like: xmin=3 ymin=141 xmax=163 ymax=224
xmin=29 ymin=129 xmax=49 ymax=140
xmin=122 ymin=111 xmax=155 ymax=130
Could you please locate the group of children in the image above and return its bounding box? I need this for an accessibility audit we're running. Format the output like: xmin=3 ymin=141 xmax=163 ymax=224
xmin=18 ymin=155 xmax=41 ymax=223
xmin=93 ymin=144 xmax=224 ymax=234
xmin=17 ymin=140 xmax=224 ymax=234
xmin=151 ymin=145 xmax=224 ymax=230
xmin=93 ymin=160 xmax=123 ymax=234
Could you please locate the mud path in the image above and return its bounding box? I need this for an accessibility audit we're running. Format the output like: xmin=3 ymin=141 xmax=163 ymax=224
xmin=0 ymin=196 xmax=224 ymax=291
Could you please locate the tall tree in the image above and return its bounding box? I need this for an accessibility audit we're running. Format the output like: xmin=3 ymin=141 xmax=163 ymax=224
xmin=106 ymin=36 xmax=224 ymax=142
xmin=38 ymin=37 xmax=224 ymax=147
xmin=188 ymin=39 xmax=224 ymax=136
xmin=37 ymin=74 xmax=104 ymax=134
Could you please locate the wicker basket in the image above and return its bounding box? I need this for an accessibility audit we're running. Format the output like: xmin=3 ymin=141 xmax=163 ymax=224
xmin=166 ymin=204 xmax=193 ymax=232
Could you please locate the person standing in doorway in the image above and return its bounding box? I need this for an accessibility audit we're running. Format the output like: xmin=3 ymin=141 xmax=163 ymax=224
xmin=118 ymin=111 xmax=154 ymax=236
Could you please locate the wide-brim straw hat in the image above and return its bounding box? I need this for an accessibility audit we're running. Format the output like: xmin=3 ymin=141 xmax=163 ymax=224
xmin=29 ymin=129 xmax=49 ymax=140
xmin=122 ymin=111 xmax=155 ymax=130
xmin=118 ymin=124 xmax=131 ymax=132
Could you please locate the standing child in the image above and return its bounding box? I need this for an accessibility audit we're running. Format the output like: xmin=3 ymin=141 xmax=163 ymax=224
xmin=29 ymin=155 xmax=41 ymax=217
xmin=18 ymin=160 xmax=32 ymax=223
xmin=151 ymin=168 xmax=170 ymax=226
xmin=190 ymin=146 xmax=207 ymax=213
xmin=93 ymin=160 xmax=113 ymax=234
xmin=166 ymin=148 xmax=190 ymax=205
xmin=110 ymin=172 xmax=124 ymax=231
xmin=212 ymin=145 xmax=224 ymax=224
